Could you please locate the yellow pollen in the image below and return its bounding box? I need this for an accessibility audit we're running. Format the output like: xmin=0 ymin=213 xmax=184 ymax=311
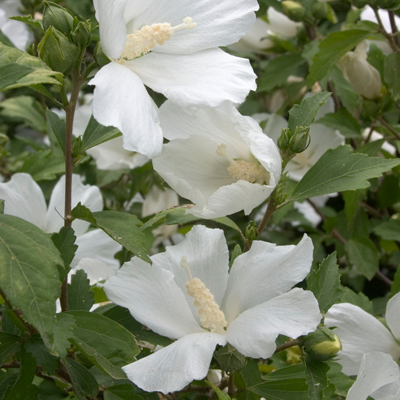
xmin=180 ymin=257 xmax=227 ymax=334
xmin=217 ymin=144 xmax=270 ymax=185
xmin=119 ymin=17 xmax=196 ymax=61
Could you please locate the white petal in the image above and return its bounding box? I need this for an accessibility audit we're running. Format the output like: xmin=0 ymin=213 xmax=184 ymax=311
xmin=130 ymin=48 xmax=256 ymax=107
xmin=386 ymin=292 xmax=400 ymax=341
xmin=0 ymin=173 xmax=47 ymax=230
xmin=325 ymin=303 xmax=400 ymax=375
xmin=266 ymin=8 xmax=301 ymax=38
xmin=347 ymin=352 xmax=400 ymax=400
xmin=71 ymin=258 xmax=117 ymax=284
xmin=103 ymin=257 xmax=203 ymax=339
xmin=2 ymin=19 xmax=30 ymax=50
xmin=46 ymin=175 xmax=103 ymax=236
xmin=73 ymin=94 xmax=93 ymax=138
xmin=142 ymin=186 xmax=179 ymax=217
xmin=93 ymin=0 xmax=127 ymax=59
xmin=222 ymin=235 xmax=313 ymax=323
xmin=261 ymin=113 xmax=289 ymax=143
xmin=90 ymin=62 xmax=162 ymax=158
xmin=122 ymin=332 xmax=227 ymax=394
xmin=152 ymin=226 xmax=229 ymax=324
xmin=123 ymin=0 xmax=155 ymax=23
xmin=226 ymin=288 xmax=321 ymax=359
xmin=130 ymin=0 xmax=258 ymax=54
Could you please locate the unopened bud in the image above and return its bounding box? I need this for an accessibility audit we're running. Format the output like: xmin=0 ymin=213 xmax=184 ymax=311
xmin=282 ymin=1 xmax=306 ymax=22
xmin=312 ymin=2 xmax=329 ymax=19
xmin=303 ymin=326 xmax=342 ymax=362
xmin=289 ymin=126 xmax=311 ymax=153
xmin=277 ymin=128 xmax=292 ymax=152
xmin=43 ymin=1 xmax=74 ymax=36
xmin=71 ymin=18 xmax=92 ymax=48
xmin=38 ymin=27 xmax=79 ymax=74
xmin=245 ymin=221 xmax=258 ymax=241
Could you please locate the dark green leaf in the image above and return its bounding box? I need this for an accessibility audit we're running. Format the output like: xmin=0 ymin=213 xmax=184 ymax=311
xmin=288 ymin=92 xmax=331 ymax=132
xmin=0 ymin=63 xmax=33 ymax=91
xmin=67 ymin=311 xmax=140 ymax=379
xmin=71 ymin=203 xmax=150 ymax=263
xmin=230 ymin=244 xmax=242 ymax=268
xmin=215 ymin=343 xmax=246 ymax=373
xmin=51 ymin=227 xmax=78 ymax=276
xmin=373 ymin=219 xmax=400 ymax=241
xmin=327 ymin=362 xmax=354 ymax=398
xmin=345 ymin=237 xmax=379 ymax=279
xmin=20 ymin=149 xmax=65 ymax=181
xmin=377 ymin=175 xmax=400 ymax=208
xmin=303 ymin=355 xmax=329 ymax=400
xmin=24 ymin=335 xmax=58 ymax=375
xmin=51 ymin=312 xmax=75 ymax=358
xmin=316 ymin=108 xmax=360 ymax=138
xmin=249 ymin=379 xmax=308 ymax=400
xmin=0 ymin=214 xmax=62 ymax=348
xmin=354 ymin=139 xmax=386 ymax=156
xmin=46 ymin=109 xmax=66 ymax=154
xmin=384 ymin=53 xmax=400 ymax=101
xmin=339 ymin=287 xmax=374 ymax=314
xmin=10 ymin=16 xmax=44 ymax=32
xmin=0 ymin=199 xmax=4 ymax=214
xmin=391 ymin=267 xmax=400 ymax=297
xmin=330 ymin=66 xmax=358 ymax=112
xmin=104 ymin=384 xmax=144 ymax=400
xmin=288 ymin=145 xmax=400 ymax=201
xmin=207 ymin=381 xmax=233 ymax=400
xmin=68 ymin=269 xmax=95 ymax=311
xmin=343 ymin=189 xmax=365 ymax=228
xmin=0 ymin=332 xmax=23 ymax=365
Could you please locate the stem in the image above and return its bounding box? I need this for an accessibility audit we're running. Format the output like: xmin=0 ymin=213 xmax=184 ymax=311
xmin=374 ymin=9 xmax=400 ymax=53
xmin=377 ymin=117 xmax=400 ymax=141
xmin=274 ymin=338 xmax=302 ymax=353
xmin=389 ymin=11 xmax=400 ymax=49
xmin=327 ymin=81 xmax=340 ymax=112
xmin=227 ymin=374 xmax=235 ymax=397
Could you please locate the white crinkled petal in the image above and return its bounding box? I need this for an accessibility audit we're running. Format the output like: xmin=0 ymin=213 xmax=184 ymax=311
xmin=129 ymin=48 xmax=257 ymax=107
xmin=130 ymin=0 xmax=258 ymax=54
xmin=386 ymin=292 xmax=400 ymax=342
xmin=0 ymin=173 xmax=47 ymax=230
xmin=347 ymin=352 xmax=400 ymax=400
xmin=325 ymin=303 xmax=400 ymax=375
xmin=46 ymin=175 xmax=103 ymax=236
xmin=103 ymin=257 xmax=204 ymax=339
xmin=122 ymin=332 xmax=227 ymax=394
xmin=90 ymin=62 xmax=162 ymax=159
xmin=222 ymin=235 xmax=313 ymax=323
xmin=226 ymin=288 xmax=321 ymax=359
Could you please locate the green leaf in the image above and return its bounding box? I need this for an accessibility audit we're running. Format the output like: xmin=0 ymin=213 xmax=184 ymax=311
xmin=354 ymin=139 xmax=386 ymax=156
xmin=258 ymin=53 xmax=306 ymax=92
xmin=0 ymin=42 xmax=62 ymax=90
xmin=104 ymin=384 xmax=144 ymax=400
xmin=51 ymin=227 xmax=78 ymax=276
xmin=303 ymin=355 xmax=329 ymax=400
xmin=20 ymin=149 xmax=65 ymax=181
xmin=68 ymin=270 xmax=95 ymax=311
xmin=67 ymin=311 xmax=140 ymax=379
xmin=46 ymin=109 xmax=66 ymax=154
xmin=307 ymin=253 xmax=343 ymax=314
xmin=384 ymin=53 xmax=400 ymax=101
xmin=327 ymin=362 xmax=354 ymax=398
xmin=215 ymin=343 xmax=246 ymax=373
xmin=81 ymin=115 xmax=121 ymax=152
xmin=62 ymin=357 xmax=99 ymax=400
xmin=339 ymin=287 xmax=374 ymax=314
xmin=345 ymin=237 xmax=379 ymax=280
xmin=307 ymin=30 xmax=370 ymax=85
xmin=0 ymin=199 xmax=4 ymax=214
xmin=0 ymin=214 xmax=63 ymax=348
xmin=0 ymin=332 xmax=23 ymax=365
xmin=373 ymin=219 xmax=400 ymax=241
xmin=71 ymin=203 xmax=150 ymax=263
xmin=288 ymin=92 xmax=331 ymax=132
xmin=316 ymin=108 xmax=360 ymax=138
xmin=234 ymin=359 xmax=262 ymax=400
xmin=0 ymin=63 xmax=33 ymax=91
xmin=207 ymin=381 xmax=233 ymax=400
xmin=249 ymin=378 xmax=308 ymax=400
xmin=377 ymin=175 xmax=400 ymax=208
xmin=343 ymin=189 xmax=365 ymax=228
xmin=288 ymin=145 xmax=400 ymax=202
xmin=391 ymin=267 xmax=400 ymax=297
xmin=10 ymin=16 xmax=44 ymax=32
xmin=51 ymin=312 xmax=75 ymax=358
xmin=24 ymin=335 xmax=58 ymax=375
xmin=330 ymin=66 xmax=358 ymax=112
xmin=230 ymin=244 xmax=242 ymax=268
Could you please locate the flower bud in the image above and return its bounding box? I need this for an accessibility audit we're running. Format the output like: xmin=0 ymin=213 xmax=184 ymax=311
xmin=303 ymin=326 xmax=342 ymax=362
xmin=282 ymin=1 xmax=306 ymax=22
xmin=277 ymin=128 xmax=292 ymax=152
xmin=312 ymin=2 xmax=329 ymax=19
xmin=337 ymin=41 xmax=383 ymax=100
xmin=245 ymin=221 xmax=258 ymax=241
xmin=38 ymin=27 xmax=79 ymax=74
xmin=71 ymin=18 xmax=92 ymax=48
xmin=43 ymin=1 xmax=74 ymax=36
xmin=360 ymin=98 xmax=379 ymax=120
xmin=288 ymin=126 xmax=311 ymax=154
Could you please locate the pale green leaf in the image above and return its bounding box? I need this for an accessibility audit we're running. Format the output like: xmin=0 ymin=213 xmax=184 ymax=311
xmin=345 ymin=237 xmax=379 ymax=280
xmin=384 ymin=53 xmax=400 ymax=101
xmin=373 ymin=219 xmax=400 ymax=241
xmin=0 ymin=63 xmax=33 ymax=91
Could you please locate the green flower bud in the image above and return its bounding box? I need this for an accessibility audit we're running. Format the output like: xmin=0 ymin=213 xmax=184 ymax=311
xmin=277 ymin=128 xmax=292 ymax=153
xmin=360 ymin=99 xmax=379 ymax=120
xmin=312 ymin=2 xmax=329 ymax=19
xmin=94 ymin=41 xmax=112 ymax=68
xmin=245 ymin=221 xmax=258 ymax=241
xmin=288 ymin=126 xmax=311 ymax=154
xmin=43 ymin=1 xmax=74 ymax=36
xmin=281 ymin=1 xmax=306 ymax=22
xmin=303 ymin=326 xmax=342 ymax=362
xmin=71 ymin=18 xmax=92 ymax=48
xmin=38 ymin=27 xmax=79 ymax=74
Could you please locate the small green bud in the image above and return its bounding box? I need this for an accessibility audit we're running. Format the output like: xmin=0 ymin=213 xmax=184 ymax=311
xmin=274 ymin=181 xmax=288 ymax=205
xmin=38 ymin=27 xmax=79 ymax=74
xmin=281 ymin=1 xmax=306 ymax=22
xmin=288 ymin=126 xmax=311 ymax=153
xmin=303 ymin=326 xmax=342 ymax=362
xmin=277 ymin=128 xmax=292 ymax=153
xmin=94 ymin=41 xmax=111 ymax=68
xmin=71 ymin=18 xmax=92 ymax=48
xmin=312 ymin=2 xmax=329 ymax=19
xmin=43 ymin=1 xmax=74 ymax=36
xmin=245 ymin=221 xmax=258 ymax=241
xmin=72 ymin=136 xmax=83 ymax=164
xmin=360 ymin=99 xmax=379 ymax=120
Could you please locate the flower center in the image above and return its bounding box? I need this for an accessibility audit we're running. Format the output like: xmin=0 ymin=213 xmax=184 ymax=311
xmin=119 ymin=17 xmax=196 ymax=61
xmin=180 ymin=257 xmax=227 ymax=334
xmin=216 ymin=144 xmax=270 ymax=185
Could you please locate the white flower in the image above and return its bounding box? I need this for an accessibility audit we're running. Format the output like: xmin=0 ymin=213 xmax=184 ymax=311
xmin=346 ymin=352 xmax=400 ymax=400
xmin=103 ymin=225 xmax=321 ymax=393
xmin=337 ymin=41 xmax=382 ymax=100
xmin=90 ymin=0 xmax=258 ymax=158
xmin=152 ymin=101 xmax=282 ymax=219
xmin=325 ymin=292 xmax=400 ymax=376
xmin=255 ymin=97 xmax=345 ymax=182
xmin=0 ymin=173 xmax=121 ymax=283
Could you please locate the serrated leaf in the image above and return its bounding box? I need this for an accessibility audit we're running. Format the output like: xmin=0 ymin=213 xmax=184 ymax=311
xmin=46 ymin=109 xmax=66 ymax=154
xmin=307 ymin=30 xmax=370 ymax=85
xmin=68 ymin=270 xmax=95 ymax=311
xmin=81 ymin=115 xmax=121 ymax=152
xmin=104 ymin=384 xmax=144 ymax=400
xmin=71 ymin=203 xmax=150 ymax=263
xmin=345 ymin=237 xmax=379 ymax=280
xmin=307 ymin=253 xmax=343 ymax=314
xmin=303 ymin=355 xmax=329 ymax=400
xmin=373 ymin=219 xmax=400 ymax=241
xmin=10 ymin=16 xmax=44 ymax=32
xmin=339 ymin=287 xmax=373 ymax=314
xmin=24 ymin=335 xmax=58 ymax=375
xmin=316 ymin=108 xmax=360 ymax=138
xmin=0 ymin=214 xmax=63 ymax=348
xmin=0 ymin=332 xmax=23 ymax=365
xmin=288 ymin=92 xmax=331 ymax=132
xmin=327 ymin=362 xmax=354 ymax=398
xmin=354 ymin=139 xmax=386 ymax=156
xmin=288 ymin=145 xmax=400 ymax=202
xmin=249 ymin=378 xmax=308 ymax=400
xmin=0 ymin=42 xmax=62 ymax=90
xmin=384 ymin=53 xmax=400 ymax=101
xmin=215 ymin=344 xmax=246 ymax=373
xmin=67 ymin=311 xmax=140 ymax=379
xmin=51 ymin=312 xmax=75 ymax=358
xmin=62 ymin=357 xmax=98 ymax=400
xmin=51 ymin=227 xmax=78 ymax=275
xmin=0 ymin=63 xmax=33 ymax=91
xmin=20 ymin=149 xmax=65 ymax=181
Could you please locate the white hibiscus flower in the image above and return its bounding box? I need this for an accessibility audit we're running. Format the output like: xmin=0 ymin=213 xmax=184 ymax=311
xmin=0 ymin=173 xmax=121 ymax=283
xmin=152 ymin=101 xmax=282 ymax=219
xmin=103 ymin=225 xmax=321 ymax=393
xmin=90 ymin=0 xmax=258 ymax=158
